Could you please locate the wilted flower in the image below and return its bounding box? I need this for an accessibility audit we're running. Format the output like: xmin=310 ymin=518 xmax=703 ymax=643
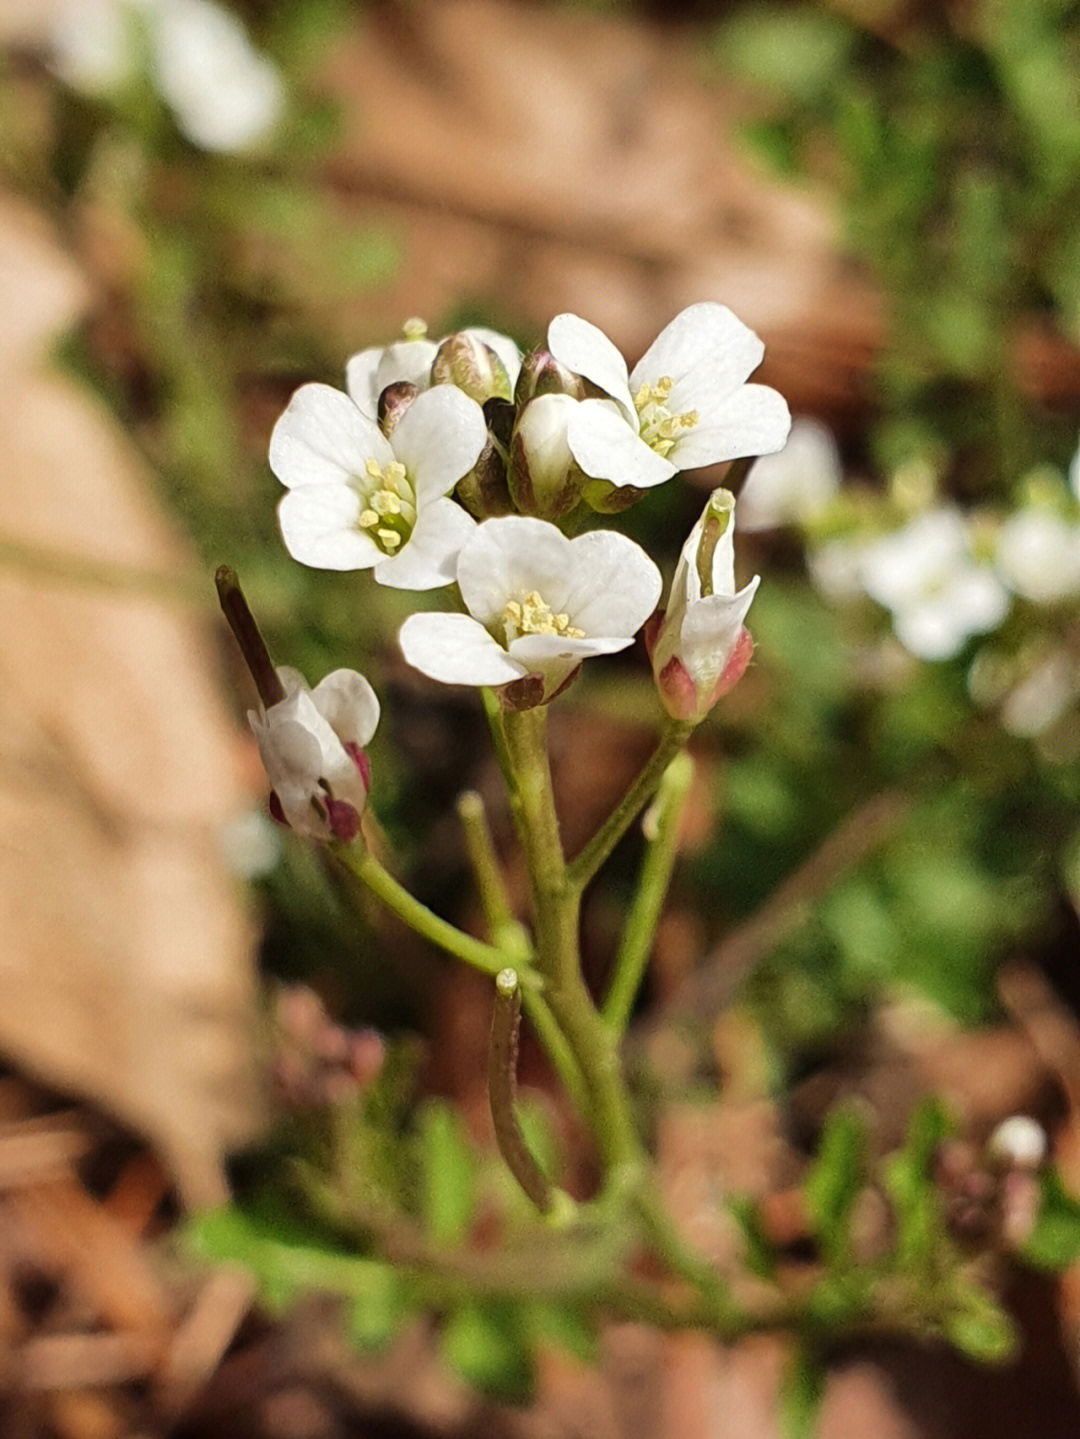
xmin=738 ymin=417 xmax=842 ymax=532
xmin=546 ymin=303 xmax=791 ymax=494
xmin=270 ymin=382 xmax=485 ymax=589
xmin=346 ymin=321 xmax=522 ymax=419
xmin=398 ymin=516 xmax=662 ymax=704
xmin=250 ymin=667 xmax=379 ymax=843
xmin=646 ymin=489 xmax=759 ymax=721
xmin=859 ymin=509 xmax=1010 ymax=661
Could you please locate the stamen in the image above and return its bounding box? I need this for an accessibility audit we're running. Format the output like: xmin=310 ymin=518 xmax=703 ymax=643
xmin=353 ymin=457 xmax=418 ymax=556
xmin=634 ymin=375 xmax=699 ymax=458
xmin=501 ymin=590 xmax=585 ymax=644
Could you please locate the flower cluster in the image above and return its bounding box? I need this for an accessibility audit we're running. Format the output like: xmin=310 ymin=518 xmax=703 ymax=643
xmin=247 ymin=304 xmax=791 ymax=836
xmin=49 ymin=0 xmax=285 ymax=154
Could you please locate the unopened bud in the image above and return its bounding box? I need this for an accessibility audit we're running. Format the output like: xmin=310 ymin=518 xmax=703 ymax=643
xmin=514 ymin=347 xmax=586 ymax=405
xmin=378 ymin=380 xmax=419 ymax=438
xmin=509 ymin=394 xmax=586 ymax=518
xmin=582 ymin=478 xmax=645 ymax=514
xmin=431 ymin=332 xmax=512 ymax=404
xmin=456 ymin=434 xmax=514 ymax=518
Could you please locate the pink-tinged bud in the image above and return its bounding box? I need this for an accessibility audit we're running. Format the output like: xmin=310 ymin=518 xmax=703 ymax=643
xmin=650 ymin=489 xmax=759 ymax=722
xmin=378 ymin=380 xmax=419 ymax=437
xmin=514 ymin=347 xmax=586 ymax=405
xmin=343 ymin=741 xmax=372 ymax=792
xmin=431 ymin=332 xmax=513 ymax=403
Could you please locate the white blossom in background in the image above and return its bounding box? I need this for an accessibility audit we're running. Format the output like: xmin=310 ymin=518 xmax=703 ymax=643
xmin=218 ymin=807 xmax=283 ymax=880
xmin=999 ymin=650 xmax=1078 ymax=739
xmin=399 ymin=516 xmax=662 ymax=703
xmin=995 ymin=508 xmax=1080 ymax=605
xmin=858 ymin=508 xmax=1010 ymax=661
xmin=270 ymin=382 xmax=485 ymax=589
xmin=806 ymin=535 xmax=868 ymax=604
xmin=346 ymin=321 xmax=522 ymax=420
xmin=48 ymin=0 xmax=285 ymax=154
xmin=647 ymin=489 xmax=759 ymax=721
xmin=546 ymin=303 xmax=791 ymax=491
xmin=250 ymin=667 xmax=380 ymax=843
xmin=987 ymin=1116 xmax=1048 ymax=1171
xmin=738 ymin=417 xmax=842 ymax=532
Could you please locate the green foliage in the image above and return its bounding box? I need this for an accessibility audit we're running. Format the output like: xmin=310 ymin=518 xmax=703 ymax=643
xmin=883 ymin=1099 xmax=951 ymax=1275
xmin=417 ymin=1101 xmax=477 ymax=1246
xmin=805 ymin=1108 xmax=866 ymax=1266
xmin=441 ymin=1302 xmax=534 ymax=1401
xmin=780 ymin=1346 xmax=826 ymax=1439
xmin=1022 ymin=1169 xmax=1080 ymax=1270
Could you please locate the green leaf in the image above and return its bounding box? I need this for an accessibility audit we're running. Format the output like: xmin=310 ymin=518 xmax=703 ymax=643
xmin=728 ymin=1196 xmax=779 ymax=1281
xmin=440 ymin=1301 xmax=533 ymax=1401
xmin=344 ymin=1266 xmax=408 ymax=1352
xmin=417 ymin=1101 xmax=476 ymax=1245
xmin=780 ymin=1347 xmax=825 ymax=1439
xmin=528 ymin=1302 xmax=598 ymax=1365
xmin=716 ymin=8 xmax=858 ymax=105
xmin=884 ymin=1099 xmax=950 ymax=1272
xmin=1023 ymin=1168 xmax=1080 ymax=1271
xmin=944 ymin=1285 xmax=1018 ymax=1364
xmin=805 ymin=1108 xmax=867 ymax=1264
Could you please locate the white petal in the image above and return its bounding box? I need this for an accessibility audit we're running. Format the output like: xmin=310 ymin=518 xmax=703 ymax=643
xmin=342 ymin=346 xmax=384 ymax=417
xmin=547 ymin=314 xmax=634 ymax=418
xmin=738 ymin=417 xmax=842 ymax=530
xmin=567 ymin=400 xmax=676 ymax=489
xmin=390 ymin=385 xmax=487 ymax=503
xmin=947 ymin=568 xmax=1011 ymax=633
xmin=559 ymin=530 xmax=663 ymax=637
xmin=269 ymin=383 xmax=390 ymax=490
xmin=632 ymin=303 xmax=764 ymax=398
xmin=457 ymin=517 xmax=575 ymax=624
xmin=678 ymin=580 xmax=759 ymax=687
xmin=310 ymin=669 xmax=380 ymax=748
xmin=374 ymin=498 xmax=476 ymax=591
xmin=279 ymin=485 xmax=380 ymax=570
xmin=667 ymin=384 xmax=791 ymax=470
xmin=893 ymin=599 xmax=969 ymax=661
xmin=509 ymin=634 xmax=631 ymax=665
xmin=399 ymin=612 xmax=525 ymax=686
xmin=996 ymin=510 xmax=1080 ymax=603
xmin=860 ymin=510 xmax=969 ymax=611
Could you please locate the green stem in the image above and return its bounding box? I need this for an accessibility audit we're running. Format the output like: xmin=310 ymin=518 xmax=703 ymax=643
xmin=603 ymin=751 xmax=694 ymax=1035
xmin=519 ymin=988 xmax=591 ymax=1119
xmin=567 ymin=718 xmax=694 ymax=894
xmin=499 ymin=706 xmax=642 ymax=1183
xmin=333 ymin=845 xmax=532 ymax=983
xmin=456 ymin=788 xmax=522 ymax=943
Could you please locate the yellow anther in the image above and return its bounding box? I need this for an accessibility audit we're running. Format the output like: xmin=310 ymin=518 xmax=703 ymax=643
xmin=378 ymin=529 xmax=402 ymax=552
xmin=359 ymin=509 xmax=379 ymax=528
xmin=365 ymin=458 xmax=383 ymax=478
xmin=402 ymin=317 xmax=428 ymax=340
xmin=634 ymin=376 xmax=699 ymax=458
xmin=353 ymin=457 xmax=419 ymax=556
xmin=501 ymin=590 xmax=584 ymax=643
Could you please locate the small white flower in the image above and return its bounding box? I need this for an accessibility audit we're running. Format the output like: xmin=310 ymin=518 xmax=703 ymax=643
xmin=647 ymin=489 xmax=759 ymax=721
xmin=346 ymin=323 xmax=522 ymax=420
xmin=738 ymin=417 xmax=842 ymax=532
xmin=999 ymin=650 xmax=1078 ymax=738
xmin=807 ymin=536 xmax=867 ymax=603
xmin=859 ymin=509 xmax=1010 ymax=661
xmin=49 ymin=0 xmax=141 ymax=93
xmin=398 ymin=516 xmax=662 ymax=702
xmin=270 ymin=381 xmax=485 ymax=589
xmin=995 ymin=508 xmax=1080 ymax=605
xmin=546 ymin=303 xmax=791 ymax=491
xmin=150 ymin=0 xmax=285 ymax=153
xmin=987 ymin=1116 xmax=1047 ymax=1171
xmin=250 ymin=666 xmax=379 ymax=843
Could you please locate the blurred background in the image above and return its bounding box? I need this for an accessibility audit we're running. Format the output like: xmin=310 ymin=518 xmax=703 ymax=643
xmin=1 ymin=1 xmax=1080 ymax=1434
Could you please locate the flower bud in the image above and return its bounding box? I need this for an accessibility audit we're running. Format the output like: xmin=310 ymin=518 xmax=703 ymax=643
xmin=456 ymin=435 xmax=515 ymax=519
xmin=508 ymin=394 xmax=587 ymax=519
xmin=431 ymin=332 xmax=513 ymax=404
xmin=514 ymin=347 xmax=586 ymax=406
xmin=377 ymin=380 xmax=419 ymax=438
xmin=648 ymin=489 xmax=759 ymax=722
xmin=582 ymin=478 xmax=646 ymax=514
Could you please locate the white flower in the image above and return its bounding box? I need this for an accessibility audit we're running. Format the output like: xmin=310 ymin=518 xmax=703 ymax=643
xmin=49 ymin=0 xmax=141 ymax=93
xmin=250 ymin=666 xmax=379 ymax=843
xmin=546 ymin=303 xmax=791 ymax=491
xmin=270 ymin=382 xmax=485 ymax=589
xmin=150 ymin=0 xmax=284 ymax=153
xmin=345 ymin=323 xmax=522 ymax=420
xmin=859 ymin=508 xmax=1010 ymax=661
xmin=995 ymin=508 xmax=1080 ymax=604
xmin=987 ymin=1116 xmax=1047 ymax=1171
xmin=999 ymin=650 xmax=1078 ymax=738
xmin=738 ymin=417 xmax=842 ymax=531
xmin=647 ymin=489 xmax=759 ymax=721
xmin=398 ymin=516 xmax=662 ymax=703
xmin=807 ymin=536 xmax=867 ymax=603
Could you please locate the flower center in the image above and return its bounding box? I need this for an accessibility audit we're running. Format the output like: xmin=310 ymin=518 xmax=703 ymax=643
xmin=502 ymin=591 xmax=585 ymax=645
xmin=633 ymin=377 xmax=699 ymax=458
xmin=356 ymin=458 xmax=418 ymax=556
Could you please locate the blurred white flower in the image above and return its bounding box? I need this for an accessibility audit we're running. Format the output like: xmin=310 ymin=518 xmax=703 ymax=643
xmin=987 ymin=1115 xmax=1048 ymax=1170
xmin=398 ymin=516 xmax=662 ymax=703
xmin=738 ymin=417 xmax=842 ymax=531
xmin=806 ymin=535 xmax=867 ymax=603
xmin=270 ymin=382 xmax=485 ymax=589
xmin=48 ymin=0 xmax=285 ymax=154
xmin=546 ymin=303 xmax=791 ymax=491
xmin=647 ymin=489 xmax=758 ymax=721
xmin=859 ymin=509 xmax=1010 ymax=661
xmin=218 ymin=807 xmax=282 ymax=879
xmin=999 ymin=650 xmax=1078 ymax=738
xmin=250 ymin=666 xmax=379 ymax=843
xmin=996 ymin=508 xmax=1080 ymax=604
xmin=346 ymin=322 xmax=522 ymax=420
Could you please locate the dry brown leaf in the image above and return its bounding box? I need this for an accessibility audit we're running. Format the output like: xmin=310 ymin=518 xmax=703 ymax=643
xmin=0 ymin=191 xmax=261 ymax=1207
